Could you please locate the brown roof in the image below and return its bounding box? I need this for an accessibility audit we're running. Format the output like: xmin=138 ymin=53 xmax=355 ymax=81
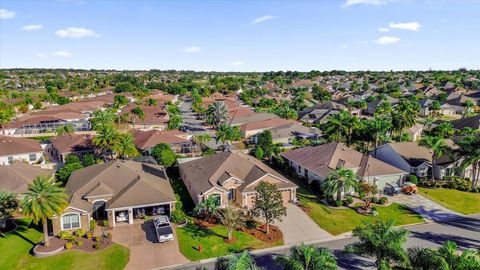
xmin=0 ymin=162 xmax=54 ymax=193
xmin=240 ymin=118 xmax=295 ymax=132
xmin=121 ymin=104 xmax=168 ymax=125
xmin=51 ymin=134 xmax=94 ymax=154
xmin=65 ymin=160 xmax=175 ymax=211
xmin=385 ymin=142 xmax=433 ymax=163
xmin=133 ymin=130 xmax=190 ymax=150
xmin=179 ymin=151 xmax=297 ymax=195
xmin=0 ymin=136 xmax=43 ymax=156
xmin=281 ymin=143 xmax=406 ymax=178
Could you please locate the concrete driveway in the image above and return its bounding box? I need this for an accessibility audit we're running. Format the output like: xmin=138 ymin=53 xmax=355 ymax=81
xmin=389 ymin=193 xmax=464 ymax=222
xmin=113 ymin=221 xmax=189 ymax=270
xmin=274 ymin=203 xmax=332 ymax=245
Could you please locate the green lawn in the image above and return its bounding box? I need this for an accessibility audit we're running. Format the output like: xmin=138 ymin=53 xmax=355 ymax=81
xmin=419 ymin=187 xmax=480 ymax=215
xmin=176 ymin=223 xmax=282 ymax=261
xmin=298 ymin=189 xmax=424 ymax=235
xmin=0 ymin=219 xmax=129 ymax=270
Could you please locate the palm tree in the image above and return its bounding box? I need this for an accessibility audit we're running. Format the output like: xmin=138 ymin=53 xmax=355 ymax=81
xmin=215 ymin=124 xmax=241 ymax=151
xmin=322 ymin=167 xmax=358 ymax=201
xmin=321 ymin=110 xmax=357 ymax=144
xmin=90 ymin=109 xmax=116 ymax=131
xmin=167 ymin=113 xmax=183 ymax=130
xmin=345 ymin=220 xmax=409 ymax=269
xmin=430 ymin=122 xmax=455 ymax=138
xmin=408 ymin=240 xmax=480 ymax=270
xmin=206 ymin=101 xmax=228 ymax=129
xmin=21 ymin=176 xmax=68 ymax=247
xmin=418 ymin=135 xmax=449 ymax=182
xmin=194 ymin=133 xmax=212 ymax=150
xmin=391 ymin=99 xmax=419 ymax=138
xmin=367 ymin=117 xmax=391 ymax=156
xmin=92 ymin=125 xmax=120 ymax=159
xmin=130 ymin=107 xmax=145 ymax=127
xmin=113 ymin=133 xmax=140 ymax=158
xmin=276 ymin=244 xmax=337 ymax=270
xmin=216 ymin=205 xmax=243 ymax=241
xmin=458 ymin=135 xmax=480 ymax=189
xmin=194 ymin=196 xmax=219 ymax=220
xmin=219 ymin=251 xmax=260 ymax=270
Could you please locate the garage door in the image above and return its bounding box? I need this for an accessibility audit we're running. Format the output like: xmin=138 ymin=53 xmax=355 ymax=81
xmin=281 ymin=190 xmax=291 ymax=204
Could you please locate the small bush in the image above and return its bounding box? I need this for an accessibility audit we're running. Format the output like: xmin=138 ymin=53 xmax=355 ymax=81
xmin=334 ymin=200 xmax=342 ymax=207
xmin=371 ymin=197 xmax=379 ymax=204
xmin=58 ymin=231 xmax=70 ymax=240
xmin=245 ymin=219 xmax=257 ymax=229
xmin=106 ymin=232 xmax=112 ymax=240
xmin=75 ymin=240 xmax=83 ymax=247
xmin=74 ymin=229 xmax=85 ymax=237
xmin=103 ymin=220 xmax=109 ymax=227
xmin=65 ymin=242 xmax=73 ymax=250
xmin=171 ymin=209 xmax=186 ymax=224
xmin=89 ymin=219 xmax=96 ymax=231
xmin=93 ymin=243 xmax=101 ymax=250
xmin=85 ymin=232 xmax=93 ymax=239
xmin=407 ymin=175 xmax=418 ymax=184
xmin=67 ymin=235 xmax=77 ymax=242
xmin=345 ymin=196 xmax=354 ymax=204
xmin=379 ymin=196 xmax=388 ymax=205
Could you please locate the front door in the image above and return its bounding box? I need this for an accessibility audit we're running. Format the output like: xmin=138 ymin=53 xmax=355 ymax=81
xmin=92 ymin=200 xmax=106 ymax=220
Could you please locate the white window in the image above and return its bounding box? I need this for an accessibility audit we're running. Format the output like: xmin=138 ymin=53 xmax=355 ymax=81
xmin=8 ymin=156 xmax=13 ymax=164
xmin=62 ymin=213 xmax=81 ymax=230
xmin=29 ymin=153 xmax=36 ymax=162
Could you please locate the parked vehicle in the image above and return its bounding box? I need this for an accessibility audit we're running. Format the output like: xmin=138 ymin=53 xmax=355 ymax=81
xmin=153 ymin=216 xmax=174 ymax=243
xmin=384 ymin=183 xmax=401 ymax=196
xmin=402 ymin=182 xmax=418 ymax=195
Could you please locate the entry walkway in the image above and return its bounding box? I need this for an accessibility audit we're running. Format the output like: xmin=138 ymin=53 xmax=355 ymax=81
xmin=274 ymin=203 xmax=332 ymax=245
xmin=390 ymin=194 xmax=464 ymax=222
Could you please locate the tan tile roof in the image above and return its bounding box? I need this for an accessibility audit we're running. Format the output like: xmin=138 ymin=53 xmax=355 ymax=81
xmin=133 ymin=130 xmax=190 ymax=150
xmin=0 ymin=136 xmax=43 ymax=156
xmin=51 ymin=134 xmax=94 ymax=154
xmin=0 ymin=162 xmax=54 ymax=193
xmin=240 ymin=118 xmax=295 ymax=132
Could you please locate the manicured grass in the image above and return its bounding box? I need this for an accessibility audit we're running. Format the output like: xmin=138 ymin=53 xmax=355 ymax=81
xmin=0 ymin=219 xmax=129 ymax=270
xmin=298 ymin=192 xmax=424 ymax=235
xmin=419 ymin=187 xmax=480 ymax=215
xmin=176 ymin=223 xmax=282 ymax=261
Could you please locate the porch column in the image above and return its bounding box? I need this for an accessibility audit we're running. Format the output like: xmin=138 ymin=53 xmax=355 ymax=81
xmin=128 ymin=208 xmax=133 ymax=224
xmin=111 ymin=210 xmax=116 ymax=227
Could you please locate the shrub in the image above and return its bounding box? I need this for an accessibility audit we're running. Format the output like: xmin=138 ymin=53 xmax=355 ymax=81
xmin=345 ymin=196 xmax=354 ymax=204
xmin=58 ymin=231 xmax=70 ymax=240
xmin=74 ymin=229 xmax=85 ymax=237
xmin=103 ymin=220 xmax=109 ymax=227
xmin=89 ymin=219 xmax=97 ymax=231
xmin=85 ymin=232 xmax=93 ymax=239
xmin=334 ymin=200 xmax=342 ymax=207
xmin=65 ymin=242 xmax=73 ymax=250
xmin=447 ymin=176 xmax=471 ymax=191
xmin=75 ymin=240 xmax=83 ymax=247
xmin=171 ymin=209 xmax=186 ymax=224
xmin=245 ymin=219 xmax=257 ymax=229
xmin=67 ymin=235 xmax=77 ymax=242
xmin=93 ymin=243 xmax=101 ymax=250
xmin=106 ymin=232 xmax=112 ymax=240
xmin=371 ymin=197 xmax=379 ymax=204
xmin=407 ymin=175 xmax=418 ymax=184
xmin=379 ymin=196 xmax=388 ymax=205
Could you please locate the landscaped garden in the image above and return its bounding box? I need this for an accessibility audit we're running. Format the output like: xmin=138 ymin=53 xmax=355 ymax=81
xmin=419 ymin=187 xmax=480 ymax=215
xmin=0 ymin=219 xmax=129 ymax=270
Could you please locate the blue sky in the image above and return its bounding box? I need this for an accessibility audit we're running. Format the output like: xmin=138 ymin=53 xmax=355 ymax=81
xmin=1 ymin=0 xmax=479 ymax=71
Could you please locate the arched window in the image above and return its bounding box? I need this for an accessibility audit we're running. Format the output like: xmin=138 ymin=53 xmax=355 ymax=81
xmin=61 ymin=213 xmax=81 ymax=230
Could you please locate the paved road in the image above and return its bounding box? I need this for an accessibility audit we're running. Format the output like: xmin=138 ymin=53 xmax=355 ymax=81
xmin=164 ymin=214 xmax=480 ymax=270
xmin=275 ymin=204 xmax=332 ymax=244
xmin=390 ymin=194 xmax=463 ymax=222
xmin=179 ymin=98 xmax=210 ymax=134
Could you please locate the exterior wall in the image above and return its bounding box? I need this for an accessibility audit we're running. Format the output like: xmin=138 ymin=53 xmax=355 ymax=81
xmin=243 ymin=128 xmax=265 ymax=139
xmin=242 ymin=188 xmax=296 ymax=208
xmin=0 ymin=151 xmax=44 ymax=165
xmin=202 ymin=189 xmax=228 ymax=208
xmin=51 ymin=208 xmax=89 ymax=236
xmin=363 ymin=174 xmax=405 ymax=190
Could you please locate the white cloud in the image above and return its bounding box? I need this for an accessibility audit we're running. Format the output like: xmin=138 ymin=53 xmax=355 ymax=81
xmin=344 ymin=0 xmax=390 ymax=7
xmin=22 ymin=24 xmax=43 ymax=31
xmin=339 ymin=44 xmax=349 ymax=49
xmin=374 ymin=36 xmax=401 ymax=45
xmin=55 ymin=27 xmax=100 ymax=38
xmin=230 ymin=60 xmax=244 ymax=66
xmin=53 ymin=51 xmax=72 ymax=57
xmin=36 ymin=53 xmax=47 ymax=59
xmin=183 ymin=46 xmax=201 ymax=53
xmin=378 ymin=27 xmax=390 ymax=32
xmin=0 ymin=9 xmax=15 ymax=19
xmin=251 ymin=15 xmax=276 ymax=25
xmin=389 ymin=22 xmax=421 ymax=31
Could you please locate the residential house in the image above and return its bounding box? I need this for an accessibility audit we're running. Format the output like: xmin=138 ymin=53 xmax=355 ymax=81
xmin=250 ymin=123 xmax=321 ymax=146
xmin=133 ymin=129 xmax=200 ymax=156
xmin=52 ymin=160 xmax=175 ymax=235
xmin=50 ymin=134 xmax=95 ymax=163
xmin=0 ymin=161 xmax=54 ymax=193
xmin=299 ymin=101 xmax=346 ymax=124
xmin=281 ymin=142 xmax=407 ymax=190
xmin=121 ymin=103 xmax=169 ymax=131
xmin=239 ymin=118 xmax=295 ymax=139
xmin=405 ymin=123 xmax=424 ymax=142
xmin=178 ymin=151 xmax=298 ymax=209
xmin=0 ymin=136 xmax=45 ymax=165
xmin=450 ymin=114 xmax=480 ymax=131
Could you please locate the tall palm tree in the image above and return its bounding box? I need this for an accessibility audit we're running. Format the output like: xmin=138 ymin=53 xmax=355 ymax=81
xmin=220 ymin=251 xmax=260 ymax=270
xmin=391 ymin=99 xmax=419 ymax=138
xmin=418 ymin=135 xmax=449 ymax=182
xmin=206 ymin=101 xmax=228 ymax=129
xmin=367 ymin=117 xmax=391 ymax=156
xmin=322 ymin=167 xmax=358 ymax=201
xmin=130 ymin=107 xmax=145 ymax=126
xmin=215 ymin=124 xmax=241 ymax=150
xmin=21 ymin=176 xmax=68 ymax=247
xmin=216 ymin=205 xmax=243 ymax=241
xmin=92 ymin=125 xmax=120 ymax=159
xmin=321 ymin=110 xmax=357 ymax=144
xmin=113 ymin=133 xmax=140 ymax=158
xmin=276 ymin=244 xmax=337 ymax=270
xmin=90 ymin=109 xmax=116 ymax=131
xmin=430 ymin=122 xmax=455 ymax=138
xmin=408 ymin=240 xmax=480 ymax=270
xmin=194 ymin=133 xmax=212 ymax=150
xmin=167 ymin=113 xmax=183 ymax=130
xmin=458 ymin=135 xmax=480 ymax=189
xmin=345 ymin=220 xmax=409 ymax=269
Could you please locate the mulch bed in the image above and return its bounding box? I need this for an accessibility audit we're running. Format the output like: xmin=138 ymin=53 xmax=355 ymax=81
xmin=35 ymin=235 xmax=113 ymax=253
xmin=239 ymin=224 xmax=283 ymax=244
xmin=194 ymin=217 xmax=218 ymax=228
